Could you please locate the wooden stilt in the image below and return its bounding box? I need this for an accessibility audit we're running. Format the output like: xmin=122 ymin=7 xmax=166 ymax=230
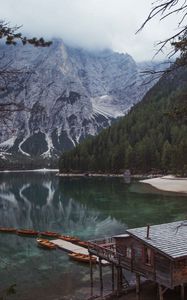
xmin=116 ymin=267 xmax=120 ymax=296
xmin=158 ymin=285 xmax=164 ymax=300
xmin=99 ymin=258 xmax=103 ymax=294
xmin=136 ymin=274 xmax=141 ymax=295
xmin=119 ymin=267 xmax=123 ymax=289
xmin=136 ymin=294 xmax=140 ymax=300
xmin=89 ymin=254 xmax=93 ymax=295
xmin=180 ymin=284 xmax=184 ymax=300
xmin=158 ymin=285 xmax=167 ymax=300
xmin=111 ymin=263 xmax=115 ymax=291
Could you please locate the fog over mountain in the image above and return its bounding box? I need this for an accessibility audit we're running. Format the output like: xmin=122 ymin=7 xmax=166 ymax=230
xmin=1 ymin=0 xmax=176 ymax=61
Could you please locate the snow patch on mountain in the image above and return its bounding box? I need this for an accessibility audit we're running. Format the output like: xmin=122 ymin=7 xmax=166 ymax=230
xmin=91 ymin=95 xmax=125 ymax=118
xmin=42 ymin=134 xmax=55 ymax=158
xmin=19 ymin=136 xmax=31 ymax=157
xmin=0 ymin=137 xmax=16 ymax=151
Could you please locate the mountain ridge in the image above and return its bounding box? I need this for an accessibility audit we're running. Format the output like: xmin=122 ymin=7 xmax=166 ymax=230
xmin=0 ymin=39 xmax=157 ymax=168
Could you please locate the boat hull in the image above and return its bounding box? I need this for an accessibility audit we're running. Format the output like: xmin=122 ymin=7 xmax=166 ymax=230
xmin=37 ymin=238 xmax=56 ymax=250
xmin=40 ymin=231 xmax=59 ymax=238
xmin=17 ymin=229 xmax=38 ymax=236
xmin=58 ymin=235 xmax=80 ymax=243
xmin=68 ymin=253 xmax=97 ymax=263
xmin=0 ymin=227 xmax=17 ymax=233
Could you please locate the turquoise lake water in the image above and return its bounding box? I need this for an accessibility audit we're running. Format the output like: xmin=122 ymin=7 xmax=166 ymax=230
xmin=0 ymin=172 xmax=187 ymax=300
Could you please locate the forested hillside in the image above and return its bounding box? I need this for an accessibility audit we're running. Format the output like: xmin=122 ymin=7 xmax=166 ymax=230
xmin=59 ymin=65 xmax=187 ymax=175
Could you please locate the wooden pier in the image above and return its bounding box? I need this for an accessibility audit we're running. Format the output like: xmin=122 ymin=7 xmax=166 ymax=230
xmin=0 ymin=227 xmax=109 ymax=264
xmin=52 ymin=239 xmax=109 ymax=264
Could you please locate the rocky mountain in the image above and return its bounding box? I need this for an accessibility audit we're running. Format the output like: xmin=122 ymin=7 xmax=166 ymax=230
xmin=0 ymin=39 xmax=156 ymax=165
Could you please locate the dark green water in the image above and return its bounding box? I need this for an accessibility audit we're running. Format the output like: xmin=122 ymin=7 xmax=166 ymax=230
xmin=0 ymin=172 xmax=187 ymax=300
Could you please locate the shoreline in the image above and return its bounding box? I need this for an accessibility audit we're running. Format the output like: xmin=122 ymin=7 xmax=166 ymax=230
xmin=140 ymin=175 xmax=187 ymax=194
xmin=58 ymin=173 xmax=124 ymax=177
xmin=57 ymin=173 xmax=162 ymax=178
xmin=0 ymin=168 xmax=58 ymax=173
xmin=1 ymin=170 xmax=186 ymax=195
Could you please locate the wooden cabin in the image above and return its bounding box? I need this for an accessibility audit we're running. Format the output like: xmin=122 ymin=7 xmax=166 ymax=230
xmin=88 ymin=220 xmax=187 ymax=299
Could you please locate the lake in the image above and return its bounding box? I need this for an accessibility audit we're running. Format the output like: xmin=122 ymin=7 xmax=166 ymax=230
xmin=0 ymin=171 xmax=187 ymax=300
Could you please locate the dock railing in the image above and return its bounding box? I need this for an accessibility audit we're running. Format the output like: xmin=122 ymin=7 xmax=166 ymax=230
xmin=88 ymin=238 xmax=152 ymax=275
xmin=88 ymin=237 xmax=132 ymax=269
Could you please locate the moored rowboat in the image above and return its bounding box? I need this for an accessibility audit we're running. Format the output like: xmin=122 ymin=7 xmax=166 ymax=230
xmin=68 ymin=252 xmax=97 ymax=263
xmin=17 ymin=229 xmax=38 ymax=236
xmin=37 ymin=238 xmax=56 ymax=249
xmin=0 ymin=227 xmax=17 ymax=233
xmin=58 ymin=235 xmax=80 ymax=243
xmin=77 ymin=241 xmax=92 ymax=248
xmin=40 ymin=231 xmax=59 ymax=238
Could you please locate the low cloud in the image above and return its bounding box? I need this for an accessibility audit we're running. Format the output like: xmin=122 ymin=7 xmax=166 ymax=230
xmin=1 ymin=0 xmax=177 ymax=61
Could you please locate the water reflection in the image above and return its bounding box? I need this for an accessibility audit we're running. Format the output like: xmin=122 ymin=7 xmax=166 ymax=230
xmin=58 ymin=177 xmax=187 ymax=227
xmin=0 ymin=173 xmax=127 ymax=238
xmin=0 ymin=173 xmax=187 ymax=300
xmin=1 ymin=173 xmax=187 ymax=234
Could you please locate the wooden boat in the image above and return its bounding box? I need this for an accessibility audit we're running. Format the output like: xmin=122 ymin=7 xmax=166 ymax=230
xmin=17 ymin=229 xmax=38 ymax=236
xmin=68 ymin=252 xmax=97 ymax=263
xmin=58 ymin=235 xmax=80 ymax=243
xmin=37 ymin=238 xmax=56 ymax=250
xmin=0 ymin=227 xmax=17 ymax=233
xmin=77 ymin=241 xmax=92 ymax=248
xmin=40 ymin=231 xmax=59 ymax=238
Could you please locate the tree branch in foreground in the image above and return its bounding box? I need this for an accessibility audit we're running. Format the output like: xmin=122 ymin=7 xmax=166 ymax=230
xmin=0 ymin=20 xmax=52 ymax=47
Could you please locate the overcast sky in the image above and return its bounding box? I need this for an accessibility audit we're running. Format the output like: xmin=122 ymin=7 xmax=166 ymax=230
xmin=1 ymin=0 xmax=179 ymax=61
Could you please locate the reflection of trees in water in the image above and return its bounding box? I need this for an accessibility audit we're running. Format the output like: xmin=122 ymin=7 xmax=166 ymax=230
xmin=0 ymin=174 xmax=125 ymax=237
xmin=1 ymin=174 xmax=187 ymax=234
xmin=58 ymin=177 xmax=187 ymax=228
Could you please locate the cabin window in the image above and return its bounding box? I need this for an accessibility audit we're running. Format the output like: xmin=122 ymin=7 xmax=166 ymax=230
xmin=144 ymin=247 xmax=152 ymax=266
xmin=134 ymin=246 xmax=142 ymax=262
xmin=126 ymin=247 xmax=132 ymax=259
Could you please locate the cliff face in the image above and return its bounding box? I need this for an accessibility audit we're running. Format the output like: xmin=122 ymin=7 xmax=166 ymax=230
xmin=0 ymin=39 xmax=154 ymax=160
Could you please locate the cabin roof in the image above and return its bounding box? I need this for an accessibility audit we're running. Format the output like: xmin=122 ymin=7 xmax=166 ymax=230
xmin=126 ymin=220 xmax=187 ymax=259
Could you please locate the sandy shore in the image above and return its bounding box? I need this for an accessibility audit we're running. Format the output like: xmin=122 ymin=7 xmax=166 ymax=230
xmin=141 ymin=175 xmax=187 ymax=194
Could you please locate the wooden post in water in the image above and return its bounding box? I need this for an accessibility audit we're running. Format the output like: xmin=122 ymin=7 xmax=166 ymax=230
xmin=180 ymin=284 xmax=185 ymax=300
xmin=119 ymin=266 xmax=123 ymax=289
xmin=158 ymin=285 xmax=167 ymax=300
xmin=89 ymin=254 xmax=93 ymax=296
xmin=99 ymin=258 xmax=103 ymax=294
xmin=135 ymin=274 xmax=141 ymax=295
xmin=116 ymin=266 xmax=120 ymax=296
xmin=111 ymin=263 xmax=115 ymax=291
xmin=136 ymin=293 xmax=141 ymax=300
xmin=158 ymin=285 xmax=164 ymax=300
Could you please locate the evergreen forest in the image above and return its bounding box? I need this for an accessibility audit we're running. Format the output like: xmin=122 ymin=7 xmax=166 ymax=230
xmin=59 ymin=65 xmax=187 ymax=176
